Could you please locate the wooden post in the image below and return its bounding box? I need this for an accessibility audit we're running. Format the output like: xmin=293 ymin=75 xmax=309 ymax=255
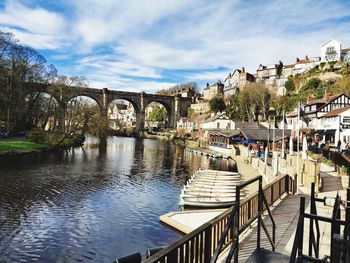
xmin=204 ymin=227 xmax=212 ymax=263
xmin=234 ymin=186 xmax=240 ymax=263
xmin=309 ymin=182 xmax=315 ymax=257
xmin=298 ymin=197 xmax=305 ymax=259
xmin=257 ymin=177 xmax=263 ymax=250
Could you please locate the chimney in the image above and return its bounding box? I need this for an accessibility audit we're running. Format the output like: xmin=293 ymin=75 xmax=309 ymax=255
xmin=305 ymin=55 xmax=309 ymax=60
xmin=242 ymin=67 xmax=245 ymax=73
xmin=206 ymin=82 xmax=209 ymax=87
xmin=296 ymin=57 xmax=300 ymax=62
xmin=307 ymin=95 xmax=312 ymax=104
xmin=324 ymin=89 xmax=330 ymax=102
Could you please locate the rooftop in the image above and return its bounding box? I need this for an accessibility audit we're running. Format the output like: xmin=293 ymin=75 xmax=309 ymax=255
xmin=320 ymin=106 xmax=350 ymax=118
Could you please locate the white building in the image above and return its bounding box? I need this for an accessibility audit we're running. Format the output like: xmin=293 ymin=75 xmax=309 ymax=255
xmin=224 ymin=68 xmax=255 ymax=97
xmin=202 ymin=113 xmax=235 ymax=130
xmin=286 ymin=92 xmax=350 ymax=146
xmin=316 ymin=106 xmax=350 ymax=146
xmin=293 ymin=56 xmax=321 ymax=75
xmin=321 ymin=39 xmax=342 ymax=62
xmin=176 ymin=114 xmax=210 ymax=133
xmin=108 ymin=104 xmax=136 ymax=129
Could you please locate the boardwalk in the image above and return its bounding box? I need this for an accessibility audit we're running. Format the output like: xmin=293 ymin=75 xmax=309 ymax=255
xmin=218 ymin=163 xmax=346 ymax=262
xmin=217 ymin=194 xmax=303 ymax=262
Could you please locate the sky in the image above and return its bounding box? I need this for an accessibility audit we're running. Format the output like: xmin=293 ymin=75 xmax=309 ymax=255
xmin=0 ymin=0 xmax=350 ymax=93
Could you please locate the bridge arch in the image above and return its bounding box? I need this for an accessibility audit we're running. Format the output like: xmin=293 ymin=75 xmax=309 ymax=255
xmin=107 ymin=97 xmax=139 ymax=132
xmin=144 ymin=99 xmax=174 ymax=129
xmin=65 ymin=93 xmax=102 ymax=109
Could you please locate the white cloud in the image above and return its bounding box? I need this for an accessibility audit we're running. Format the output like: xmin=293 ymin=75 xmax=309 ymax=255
xmin=0 ymin=0 xmax=68 ymax=49
xmin=186 ymin=70 xmax=229 ymax=83
xmin=76 ymin=55 xmax=162 ymax=79
xmin=70 ymin=0 xmax=193 ymax=49
xmin=1 ymin=0 xmax=350 ymax=93
xmin=1 ymin=27 xmax=67 ymax=50
xmin=0 ymin=1 xmax=67 ymax=34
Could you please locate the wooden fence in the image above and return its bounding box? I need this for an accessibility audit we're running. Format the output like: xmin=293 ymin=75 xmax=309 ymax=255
xmin=144 ymin=174 xmax=296 ymax=263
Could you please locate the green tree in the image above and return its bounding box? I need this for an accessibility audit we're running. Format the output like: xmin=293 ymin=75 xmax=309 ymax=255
xmin=285 ymin=76 xmax=295 ymax=92
xmin=209 ymin=97 xmax=226 ymax=113
xmin=187 ymin=107 xmax=197 ymax=118
xmin=147 ymin=106 xmax=168 ymax=122
xmin=300 ymin=77 xmax=324 ymax=99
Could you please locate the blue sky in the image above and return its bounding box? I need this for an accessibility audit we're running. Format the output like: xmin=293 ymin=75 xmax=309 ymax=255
xmin=0 ymin=0 xmax=350 ymax=93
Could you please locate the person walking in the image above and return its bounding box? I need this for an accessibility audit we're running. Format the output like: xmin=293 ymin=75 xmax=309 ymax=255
xmin=337 ymin=139 xmax=341 ymax=152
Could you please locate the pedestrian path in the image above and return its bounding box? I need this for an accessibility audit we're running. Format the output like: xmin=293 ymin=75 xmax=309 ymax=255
xmin=218 ymin=162 xmax=346 ymax=262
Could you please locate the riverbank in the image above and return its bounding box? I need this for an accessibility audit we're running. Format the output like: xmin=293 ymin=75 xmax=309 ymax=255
xmin=0 ymin=140 xmax=48 ymax=156
xmin=0 ymin=134 xmax=85 ymax=157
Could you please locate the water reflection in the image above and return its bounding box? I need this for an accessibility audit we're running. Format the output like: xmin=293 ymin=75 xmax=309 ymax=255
xmin=0 ymin=137 xmax=236 ymax=262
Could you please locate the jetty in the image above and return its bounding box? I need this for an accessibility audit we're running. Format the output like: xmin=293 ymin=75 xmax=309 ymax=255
xmin=179 ymin=169 xmax=245 ymax=207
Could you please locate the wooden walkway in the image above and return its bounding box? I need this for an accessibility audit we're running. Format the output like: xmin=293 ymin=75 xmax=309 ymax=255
xmin=217 ymin=194 xmax=303 ymax=262
xmin=219 ymin=163 xmax=346 ymax=263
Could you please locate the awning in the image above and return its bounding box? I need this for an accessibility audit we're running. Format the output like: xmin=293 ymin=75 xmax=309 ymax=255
xmin=241 ymin=139 xmax=256 ymax=144
xmin=324 ymin=129 xmax=336 ymax=135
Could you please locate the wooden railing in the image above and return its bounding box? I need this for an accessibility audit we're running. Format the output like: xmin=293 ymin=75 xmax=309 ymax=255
xmin=290 ymin=186 xmax=350 ymax=263
xmin=144 ymin=174 xmax=295 ymax=263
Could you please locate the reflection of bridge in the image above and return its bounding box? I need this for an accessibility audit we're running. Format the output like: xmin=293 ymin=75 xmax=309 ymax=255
xmin=26 ymin=83 xmax=193 ymax=134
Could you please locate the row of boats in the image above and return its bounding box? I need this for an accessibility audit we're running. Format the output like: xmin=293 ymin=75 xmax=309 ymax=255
xmin=185 ymin=148 xmax=231 ymax=159
xmin=179 ymin=169 xmax=244 ymax=207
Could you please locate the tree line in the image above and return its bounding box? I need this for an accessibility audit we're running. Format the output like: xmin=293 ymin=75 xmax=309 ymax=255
xmin=0 ymin=31 xmax=100 ymax=139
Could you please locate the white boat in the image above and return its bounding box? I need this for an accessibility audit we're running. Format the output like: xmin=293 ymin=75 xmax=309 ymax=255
xmin=179 ymin=169 xmax=243 ymax=207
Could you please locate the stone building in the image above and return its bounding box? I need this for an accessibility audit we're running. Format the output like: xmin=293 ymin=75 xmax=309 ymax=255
xmin=224 ymin=67 xmax=255 ymax=97
xmin=203 ymin=81 xmax=224 ymax=101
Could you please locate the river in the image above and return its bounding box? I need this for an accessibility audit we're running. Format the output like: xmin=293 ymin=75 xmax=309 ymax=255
xmin=0 ymin=137 xmax=237 ymax=262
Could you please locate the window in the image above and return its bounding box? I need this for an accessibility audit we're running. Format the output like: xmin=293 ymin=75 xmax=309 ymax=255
xmin=217 ymin=122 xmax=220 ymax=129
xmin=343 ymin=116 xmax=350 ymax=123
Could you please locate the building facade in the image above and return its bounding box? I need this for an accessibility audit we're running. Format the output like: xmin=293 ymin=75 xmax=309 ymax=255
xmin=190 ymin=102 xmax=210 ymax=115
xmin=202 ymin=113 xmax=235 ymax=130
xmin=316 ymin=107 xmax=350 ymax=146
xmin=224 ymin=68 xmax=255 ymax=97
xmin=286 ymin=92 xmax=350 ymax=145
xmin=203 ymin=81 xmax=224 ymax=101
xmin=321 ymin=39 xmax=342 ymax=62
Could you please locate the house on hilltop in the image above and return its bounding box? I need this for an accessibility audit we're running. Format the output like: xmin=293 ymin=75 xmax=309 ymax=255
xmin=321 ymin=39 xmax=342 ymax=62
xmin=203 ymin=81 xmax=224 ymax=101
xmin=255 ymin=61 xmax=283 ymax=86
xmin=321 ymin=39 xmax=350 ymax=62
xmin=293 ymin=56 xmax=321 ymax=75
xmin=223 ymin=67 xmax=255 ymax=98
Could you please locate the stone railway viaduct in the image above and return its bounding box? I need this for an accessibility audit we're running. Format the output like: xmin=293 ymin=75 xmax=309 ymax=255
xmin=26 ymin=83 xmax=193 ymax=134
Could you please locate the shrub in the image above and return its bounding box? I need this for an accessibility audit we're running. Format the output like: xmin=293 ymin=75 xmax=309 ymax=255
xmin=340 ymin=165 xmax=348 ymax=175
xmin=71 ymin=134 xmax=85 ymax=147
xmin=322 ymin=158 xmax=334 ymax=167
xmin=27 ymin=127 xmax=46 ymax=144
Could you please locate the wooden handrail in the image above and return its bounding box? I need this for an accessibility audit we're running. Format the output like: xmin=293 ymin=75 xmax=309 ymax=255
xmin=144 ymin=174 xmax=293 ymax=263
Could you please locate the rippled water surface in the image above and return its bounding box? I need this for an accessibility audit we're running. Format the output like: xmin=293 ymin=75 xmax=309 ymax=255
xmin=0 ymin=137 xmax=236 ymax=262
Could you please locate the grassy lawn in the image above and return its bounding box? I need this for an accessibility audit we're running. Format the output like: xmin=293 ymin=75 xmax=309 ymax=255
xmin=0 ymin=141 xmax=47 ymax=153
